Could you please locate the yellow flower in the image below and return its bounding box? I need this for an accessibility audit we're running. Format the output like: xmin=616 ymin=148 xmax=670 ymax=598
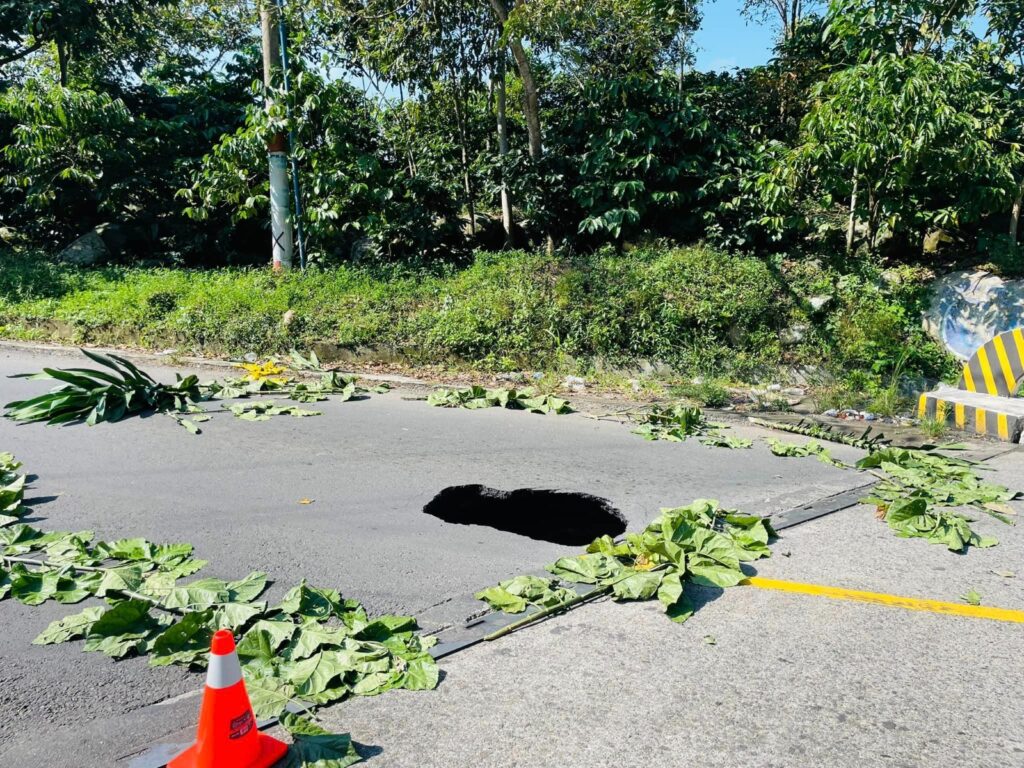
xmin=235 ymin=360 xmax=288 ymax=382
xmin=633 ymin=553 xmax=656 ymax=571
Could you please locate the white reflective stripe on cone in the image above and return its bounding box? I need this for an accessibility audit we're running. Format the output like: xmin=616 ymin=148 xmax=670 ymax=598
xmin=206 ymin=650 xmax=243 ymax=690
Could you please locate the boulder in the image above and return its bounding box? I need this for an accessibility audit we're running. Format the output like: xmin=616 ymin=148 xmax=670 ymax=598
xmin=780 ymin=323 xmax=808 ymax=346
xmin=922 ymin=270 xmax=1024 ymax=360
xmin=57 ymin=230 xmax=110 ymax=267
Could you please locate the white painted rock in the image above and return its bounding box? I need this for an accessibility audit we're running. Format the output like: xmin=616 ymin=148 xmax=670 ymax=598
xmin=923 ymin=270 xmax=1024 ymax=360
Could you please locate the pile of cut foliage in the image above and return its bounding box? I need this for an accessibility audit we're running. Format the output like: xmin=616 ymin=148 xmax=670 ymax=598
xmin=427 ymin=386 xmax=571 ymax=414
xmin=3 ymin=349 xmax=383 ymax=434
xmin=0 ymin=452 xmax=26 ymax=527
xmin=0 ymin=453 xmax=438 ymax=758
xmin=857 ymin=447 xmax=1018 ymax=552
xmin=760 ymin=429 xmax=1018 ymax=553
xmin=631 ymin=405 xmax=751 ymax=448
xmin=765 ymin=438 xmax=844 ymax=467
xmin=476 ymin=499 xmax=775 ymax=623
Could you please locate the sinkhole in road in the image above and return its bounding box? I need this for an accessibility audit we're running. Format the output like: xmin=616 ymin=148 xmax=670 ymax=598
xmin=423 ymin=485 xmax=627 ymax=546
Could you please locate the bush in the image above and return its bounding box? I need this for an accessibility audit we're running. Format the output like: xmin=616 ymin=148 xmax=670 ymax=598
xmin=0 ymin=244 xmax=954 ymax=387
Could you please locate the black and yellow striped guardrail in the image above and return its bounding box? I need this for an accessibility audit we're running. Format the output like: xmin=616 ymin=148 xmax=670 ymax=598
xmin=917 ymin=327 xmax=1024 ymax=442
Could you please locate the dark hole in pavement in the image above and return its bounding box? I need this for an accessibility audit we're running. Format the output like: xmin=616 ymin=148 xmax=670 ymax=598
xmin=423 ymin=485 xmax=626 ymax=546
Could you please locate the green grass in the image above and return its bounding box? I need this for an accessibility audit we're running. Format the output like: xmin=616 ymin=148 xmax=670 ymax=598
xmin=919 ymin=415 xmax=951 ymax=440
xmin=0 ymin=244 xmax=958 ymax=385
xmin=667 ymin=379 xmax=732 ymax=408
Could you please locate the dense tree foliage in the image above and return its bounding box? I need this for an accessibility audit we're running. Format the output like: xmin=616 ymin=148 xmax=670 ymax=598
xmin=1 ymin=0 xmax=1022 ymax=266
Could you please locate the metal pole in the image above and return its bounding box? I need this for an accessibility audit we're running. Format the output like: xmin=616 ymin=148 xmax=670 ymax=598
xmin=260 ymin=1 xmax=293 ymax=271
xmin=273 ymin=0 xmax=307 ymax=271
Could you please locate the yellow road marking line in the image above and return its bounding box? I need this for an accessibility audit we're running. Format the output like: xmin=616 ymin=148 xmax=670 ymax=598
xmin=977 ymin=346 xmax=999 ymax=395
xmin=743 ymin=577 xmax=1024 ymax=624
xmin=992 ymin=335 xmax=1016 ymax=394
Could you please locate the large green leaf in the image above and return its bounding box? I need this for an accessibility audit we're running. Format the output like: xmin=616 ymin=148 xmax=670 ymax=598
xmin=282 ymin=620 xmax=350 ymax=661
xmin=160 ymin=572 xmax=265 ymax=610
xmin=84 ymin=600 xmax=162 ymax=658
xmin=149 ymin=610 xmax=215 ymax=667
xmin=688 ymin=561 xmax=746 ymax=588
xmin=237 ymin=620 xmax=299 ymax=658
xmin=227 ymin=571 xmax=269 ymax=602
xmin=34 ymin=606 xmax=105 ymax=644
xmin=94 ymin=565 xmax=146 ymax=597
xmin=610 ymin=570 xmax=664 ymax=601
xmin=9 ymin=565 xmax=60 ymax=605
xmin=277 ymin=581 xmax=345 ymax=620
xmin=278 ymin=713 xmax=362 ymax=768
xmin=287 ymin=650 xmax=353 ymax=700
xmin=212 ymin=601 xmax=266 ymax=632
xmin=402 ymin=655 xmax=440 ymax=690
xmin=243 ymin=675 xmax=297 ymax=719
xmin=473 ymin=585 xmax=528 ymax=613
xmin=7 ymin=565 xmax=93 ymax=605
xmin=546 ymin=553 xmax=624 ymax=584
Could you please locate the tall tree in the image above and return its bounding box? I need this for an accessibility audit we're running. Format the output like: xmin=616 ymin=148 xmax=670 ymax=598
xmin=743 ymin=1 xmax=822 ymax=41
xmin=775 ymin=53 xmax=1022 ymax=252
xmin=824 ymin=0 xmax=978 ymax=59
xmin=987 ymin=0 xmax=1024 ymax=240
xmin=0 ymin=0 xmax=178 ymax=86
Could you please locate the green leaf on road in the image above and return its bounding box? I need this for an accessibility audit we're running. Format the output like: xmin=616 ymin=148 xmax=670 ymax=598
xmin=547 ymin=553 xmax=625 ymax=584
xmin=150 ymin=610 xmax=216 ymax=667
xmin=610 ymin=570 xmax=664 ymax=601
xmin=34 ymin=606 xmax=105 ymax=644
xmin=94 ymin=565 xmax=146 ymax=597
xmin=277 ymin=581 xmax=345 ymax=620
xmin=961 ymin=589 xmax=982 ymax=606
xmin=84 ymin=599 xmax=162 ymax=659
xmin=278 ymin=713 xmax=362 ymax=768
xmin=244 ymin=674 xmax=297 ymax=719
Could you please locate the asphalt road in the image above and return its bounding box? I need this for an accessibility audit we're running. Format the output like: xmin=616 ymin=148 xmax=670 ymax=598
xmin=317 ymin=452 xmax=1024 ymax=768
xmin=0 ymin=345 xmax=1018 ymax=767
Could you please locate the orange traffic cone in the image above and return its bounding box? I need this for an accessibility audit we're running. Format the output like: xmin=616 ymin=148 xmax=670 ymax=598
xmin=169 ymin=629 xmax=289 ymax=768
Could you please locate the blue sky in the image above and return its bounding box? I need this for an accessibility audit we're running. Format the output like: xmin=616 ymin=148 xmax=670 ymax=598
xmin=691 ymin=1 xmax=992 ymax=72
xmin=692 ymin=0 xmax=781 ymax=72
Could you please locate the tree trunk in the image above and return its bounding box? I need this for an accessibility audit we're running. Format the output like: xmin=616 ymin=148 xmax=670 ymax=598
xmin=56 ymin=38 xmax=68 ymax=87
xmin=488 ymin=0 xmax=542 ymax=159
xmin=452 ymin=93 xmax=476 ymax=237
xmin=489 ymin=0 xmax=551 ymax=252
xmin=1011 ymin=188 xmax=1022 ymax=243
xmin=397 ymin=81 xmax=418 ymax=177
xmin=846 ymin=170 xmax=858 ymax=254
xmin=509 ymin=39 xmax=542 ymax=159
xmin=866 ymin=190 xmax=878 ymax=253
xmin=495 ymin=54 xmax=514 ymax=248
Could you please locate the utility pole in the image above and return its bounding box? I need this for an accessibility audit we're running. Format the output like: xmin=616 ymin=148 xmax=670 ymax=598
xmin=261 ymin=0 xmax=293 ymax=271
xmin=274 ymin=0 xmax=306 ymax=269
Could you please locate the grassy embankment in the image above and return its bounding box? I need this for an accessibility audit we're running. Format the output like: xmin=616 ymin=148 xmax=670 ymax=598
xmin=0 ymin=245 xmax=956 ymax=410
